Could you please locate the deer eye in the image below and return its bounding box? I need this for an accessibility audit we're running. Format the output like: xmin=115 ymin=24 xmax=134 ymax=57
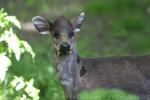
xmin=68 ymin=32 xmax=74 ymax=38
xmin=53 ymin=32 xmax=59 ymax=38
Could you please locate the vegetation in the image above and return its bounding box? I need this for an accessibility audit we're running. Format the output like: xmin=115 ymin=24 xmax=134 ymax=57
xmin=80 ymin=89 xmax=139 ymax=100
xmin=0 ymin=9 xmax=38 ymax=99
xmin=83 ymin=0 xmax=150 ymax=56
xmin=0 ymin=0 xmax=150 ymax=99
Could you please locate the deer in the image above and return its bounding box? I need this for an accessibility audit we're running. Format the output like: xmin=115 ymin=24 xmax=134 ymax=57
xmin=32 ymin=12 xmax=150 ymax=100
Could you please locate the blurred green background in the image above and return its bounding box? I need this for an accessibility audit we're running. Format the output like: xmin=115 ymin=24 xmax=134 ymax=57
xmin=1 ymin=0 xmax=150 ymax=99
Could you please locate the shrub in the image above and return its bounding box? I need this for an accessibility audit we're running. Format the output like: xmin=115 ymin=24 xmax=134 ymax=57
xmin=0 ymin=8 xmax=39 ymax=100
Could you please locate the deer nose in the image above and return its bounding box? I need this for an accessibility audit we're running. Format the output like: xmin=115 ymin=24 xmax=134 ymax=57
xmin=60 ymin=43 xmax=70 ymax=52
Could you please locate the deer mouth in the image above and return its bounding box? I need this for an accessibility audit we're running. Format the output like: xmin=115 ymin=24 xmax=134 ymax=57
xmin=58 ymin=49 xmax=71 ymax=56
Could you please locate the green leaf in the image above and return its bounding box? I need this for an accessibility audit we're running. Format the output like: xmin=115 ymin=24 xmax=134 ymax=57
xmin=20 ymin=41 xmax=35 ymax=59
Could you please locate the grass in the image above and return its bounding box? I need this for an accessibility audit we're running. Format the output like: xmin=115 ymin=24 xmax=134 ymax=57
xmin=80 ymin=89 xmax=139 ymax=100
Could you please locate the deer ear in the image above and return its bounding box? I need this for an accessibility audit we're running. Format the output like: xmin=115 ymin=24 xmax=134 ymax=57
xmin=32 ymin=16 xmax=53 ymax=34
xmin=71 ymin=12 xmax=84 ymax=32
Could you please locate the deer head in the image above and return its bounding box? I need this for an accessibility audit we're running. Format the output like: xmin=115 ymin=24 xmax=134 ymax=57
xmin=32 ymin=12 xmax=84 ymax=56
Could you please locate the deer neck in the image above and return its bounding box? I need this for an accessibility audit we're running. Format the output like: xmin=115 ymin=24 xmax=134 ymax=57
xmin=55 ymin=45 xmax=78 ymax=82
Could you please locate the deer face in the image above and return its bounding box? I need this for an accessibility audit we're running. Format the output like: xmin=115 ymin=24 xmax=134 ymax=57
xmin=32 ymin=12 xmax=84 ymax=56
xmin=52 ymin=16 xmax=75 ymax=56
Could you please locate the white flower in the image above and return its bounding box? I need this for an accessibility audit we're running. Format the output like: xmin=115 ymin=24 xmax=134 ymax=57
xmin=11 ymin=76 xmax=25 ymax=91
xmin=21 ymin=94 xmax=27 ymax=100
xmin=0 ymin=53 xmax=11 ymax=81
xmin=25 ymin=79 xmax=40 ymax=100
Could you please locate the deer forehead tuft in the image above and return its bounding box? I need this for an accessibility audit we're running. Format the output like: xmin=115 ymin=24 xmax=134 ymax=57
xmin=54 ymin=17 xmax=72 ymax=29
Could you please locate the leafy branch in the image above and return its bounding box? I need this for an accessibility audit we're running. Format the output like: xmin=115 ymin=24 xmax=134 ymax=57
xmin=0 ymin=8 xmax=39 ymax=100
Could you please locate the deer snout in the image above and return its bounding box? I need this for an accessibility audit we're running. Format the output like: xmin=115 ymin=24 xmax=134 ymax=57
xmin=60 ymin=43 xmax=70 ymax=50
xmin=59 ymin=43 xmax=71 ymax=55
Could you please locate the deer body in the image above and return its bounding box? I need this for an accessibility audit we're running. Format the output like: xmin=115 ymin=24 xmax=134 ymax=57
xmin=56 ymin=48 xmax=150 ymax=100
xmin=79 ymin=56 xmax=150 ymax=93
xmin=32 ymin=13 xmax=150 ymax=100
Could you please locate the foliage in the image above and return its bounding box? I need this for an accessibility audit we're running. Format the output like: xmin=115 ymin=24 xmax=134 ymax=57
xmin=80 ymin=89 xmax=139 ymax=100
xmin=83 ymin=0 xmax=150 ymax=56
xmin=0 ymin=76 xmax=39 ymax=100
xmin=0 ymin=8 xmax=38 ymax=99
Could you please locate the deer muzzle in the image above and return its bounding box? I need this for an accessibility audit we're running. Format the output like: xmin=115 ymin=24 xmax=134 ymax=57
xmin=59 ymin=43 xmax=71 ymax=56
